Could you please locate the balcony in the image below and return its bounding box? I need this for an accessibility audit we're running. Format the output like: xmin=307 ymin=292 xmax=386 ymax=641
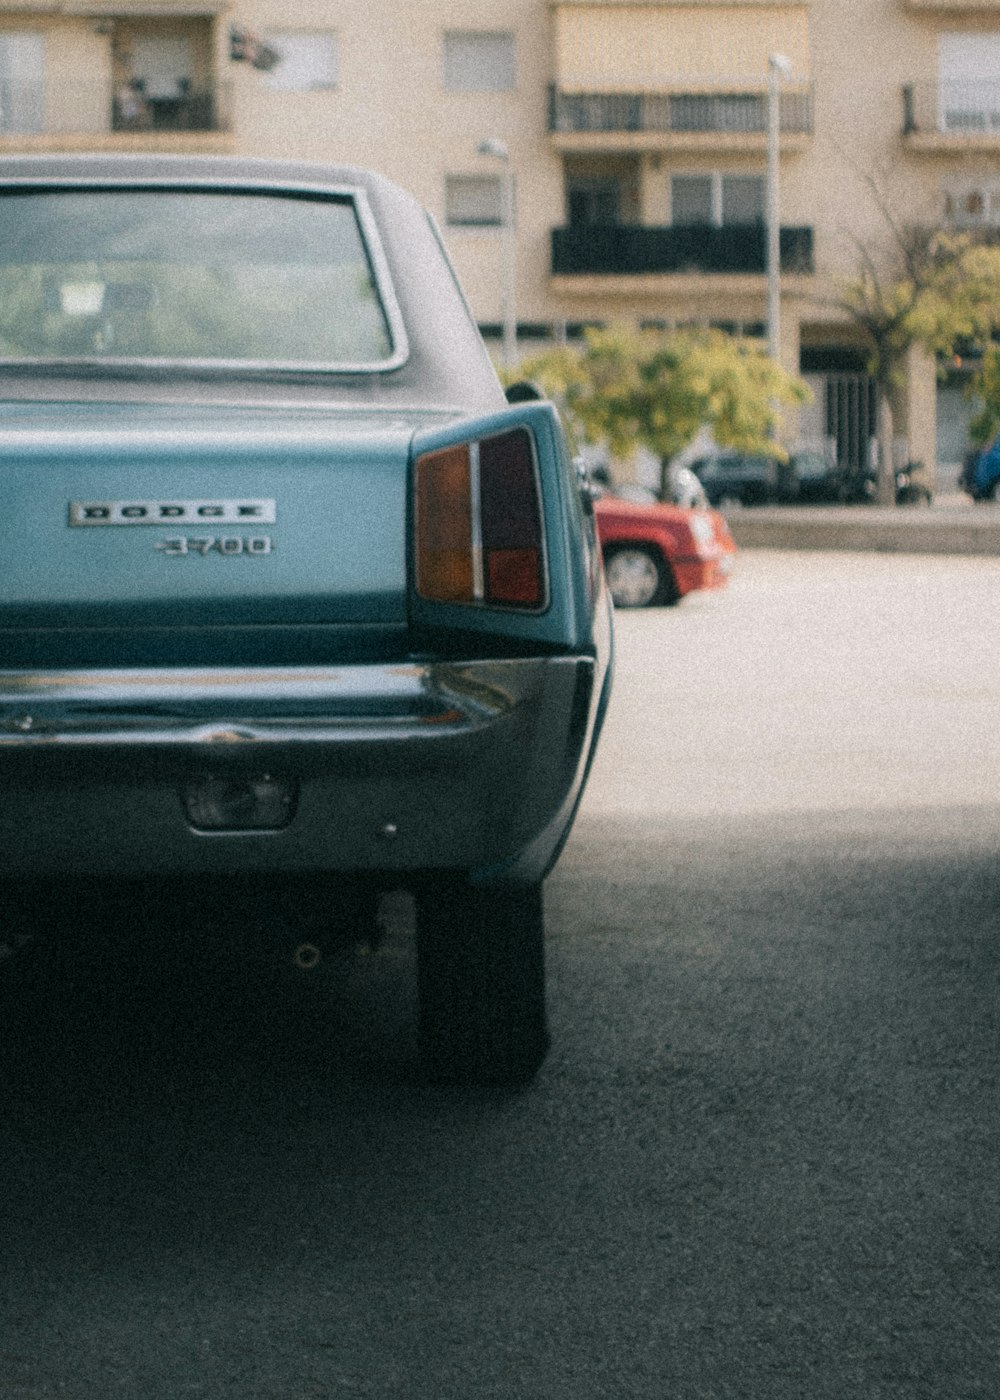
xmin=551 ymin=224 xmax=814 ymax=278
xmin=0 ymin=81 xmax=232 ymax=154
xmin=548 ymin=85 xmax=813 ymax=151
xmin=111 ymin=84 xmax=226 ymax=134
xmin=903 ymin=82 xmax=1000 ymax=151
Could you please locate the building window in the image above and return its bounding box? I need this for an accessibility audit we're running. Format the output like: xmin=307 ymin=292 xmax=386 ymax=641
xmin=944 ymin=183 xmax=1000 ymax=229
xmin=671 ymin=176 xmax=714 ymax=226
xmin=443 ymin=32 xmax=516 ymax=92
xmin=939 ymin=33 xmax=1000 ymax=131
xmin=265 ymin=32 xmax=338 ymax=91
xmin=721 ymin=175 xmax=764 ymax=225
xmin=671 ymin=174 xmax=764 ymax=226
xmin=0 ymin=32 xmax=44 ymax=133
xmin=567 ymin=177 xmax=622 ymax=227
xmin=445 ymin=175 xmax=504 ymax=227
xmin=130 ymin=35 xmax=193 ymax=101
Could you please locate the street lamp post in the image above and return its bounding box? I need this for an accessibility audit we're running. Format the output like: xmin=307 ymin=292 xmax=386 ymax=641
xmin=477 ymin=138 xmax=517 ymax=367
xmin=767 ymin=54 xmax=792 ymax=367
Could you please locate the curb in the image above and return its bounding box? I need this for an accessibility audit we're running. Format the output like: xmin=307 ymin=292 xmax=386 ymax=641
xmin=723 ymin=504 xmax=1000 ymax=557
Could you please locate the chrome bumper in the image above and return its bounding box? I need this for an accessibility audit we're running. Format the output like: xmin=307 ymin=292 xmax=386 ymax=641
xmin=0 ymin=658 xmax=596 ymax=880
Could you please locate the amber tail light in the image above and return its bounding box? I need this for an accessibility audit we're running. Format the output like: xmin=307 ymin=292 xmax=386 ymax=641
xmin=415 ymin=427 xmax=546 ymax=609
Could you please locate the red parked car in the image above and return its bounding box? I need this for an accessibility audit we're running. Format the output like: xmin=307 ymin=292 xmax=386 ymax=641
xmin=594 ymin=489 xmax=736 ymax=608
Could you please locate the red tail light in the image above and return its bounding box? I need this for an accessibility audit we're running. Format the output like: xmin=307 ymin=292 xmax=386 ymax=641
xmin=413 ymin=443 xmax=474 ymax=603
xmin=415 ymin=427 xmax=546 ymax=610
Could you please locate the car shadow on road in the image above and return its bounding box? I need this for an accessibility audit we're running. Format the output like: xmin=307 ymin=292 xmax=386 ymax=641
xmin=0 ymin=880 xmax=428 ymax=1130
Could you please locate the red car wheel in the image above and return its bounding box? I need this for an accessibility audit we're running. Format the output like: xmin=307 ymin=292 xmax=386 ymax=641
xmin=603 ymin=545 xmax=676 ymax=608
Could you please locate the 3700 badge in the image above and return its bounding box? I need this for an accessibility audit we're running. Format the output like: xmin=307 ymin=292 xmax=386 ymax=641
xmin=154 ymin=536 xmax=274 ymax=556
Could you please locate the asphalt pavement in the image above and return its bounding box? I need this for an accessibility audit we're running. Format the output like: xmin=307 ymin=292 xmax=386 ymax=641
xmin=0 ymin=553 xmax=998 ymax=1399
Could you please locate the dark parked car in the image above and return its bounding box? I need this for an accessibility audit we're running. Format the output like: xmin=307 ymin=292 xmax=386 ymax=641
xmin=786 ymin=449 xmax=848 ymax=502
xmin=0 ymin=154 xmax=612 ymax=1087
xmin=689 ymin=450 xmax=798 ymax=506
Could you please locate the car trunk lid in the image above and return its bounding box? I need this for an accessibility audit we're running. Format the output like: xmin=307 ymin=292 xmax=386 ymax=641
xmin=0 ymin=402 xmax=418 ymax=643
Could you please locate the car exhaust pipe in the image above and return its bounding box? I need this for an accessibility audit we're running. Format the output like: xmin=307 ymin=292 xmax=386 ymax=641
xmin=292 ymin=942 xmax=322 ymax=971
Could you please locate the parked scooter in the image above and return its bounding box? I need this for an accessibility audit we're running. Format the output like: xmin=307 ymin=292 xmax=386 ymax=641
xmin=892 ymin=462 xmax=933 ymax=505
xmin=842 ymin=461 xmax=932 ymax=506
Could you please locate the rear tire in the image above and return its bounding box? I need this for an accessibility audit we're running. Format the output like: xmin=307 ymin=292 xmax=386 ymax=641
xmin=603 ymin=544 xmax=676 ymax=608
xmin=416 ymin=876 xmax=549 ymax=1087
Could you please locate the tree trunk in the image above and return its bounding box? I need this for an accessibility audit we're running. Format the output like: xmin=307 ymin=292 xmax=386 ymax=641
xmin=876 ymin=384 xmax=896 ymax=508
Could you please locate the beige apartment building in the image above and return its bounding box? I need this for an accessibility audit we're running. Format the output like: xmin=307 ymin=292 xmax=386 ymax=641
xmin=3 ymin=0 xmax=1000 ymax=480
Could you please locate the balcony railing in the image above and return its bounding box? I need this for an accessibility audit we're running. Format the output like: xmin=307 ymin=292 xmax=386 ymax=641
xmin=0 ymin=81 xmax=230 ymax=136
xmin=904 ymin=0 xmax=1000 ymax=9
xmin=549 ymin=85 xmax=813 ymax=137
xmin=551 ymin=224 xmax=814 ymax=277
xmin=112 ymin=86 xmax=227 ymax=133
xmin=903 ymin=81 xmax=1000 ymax=137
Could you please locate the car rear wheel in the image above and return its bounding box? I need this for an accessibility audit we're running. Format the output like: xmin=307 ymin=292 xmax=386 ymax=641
xmin=416 ymin=876 xmax=548 ymax=1087
xmin=603 ymin=545 xmax=676 ymax=608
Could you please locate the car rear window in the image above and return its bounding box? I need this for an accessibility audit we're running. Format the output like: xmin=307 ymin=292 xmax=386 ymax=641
xmin=0 ymin=188 xmax=401 ymax=370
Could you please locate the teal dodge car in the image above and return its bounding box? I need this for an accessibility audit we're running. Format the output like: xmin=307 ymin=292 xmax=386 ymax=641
xmin=0 ymin=156 xmax=612 ymax=1086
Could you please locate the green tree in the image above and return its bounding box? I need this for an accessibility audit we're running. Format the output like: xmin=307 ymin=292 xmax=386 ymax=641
xmin=508 ymin=325 xmax=807 ymax=498
xmin=966 ymin=345 xmax=1000 ymax=449
xmin=834 ymin=218 xmax=1000 ymax=504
